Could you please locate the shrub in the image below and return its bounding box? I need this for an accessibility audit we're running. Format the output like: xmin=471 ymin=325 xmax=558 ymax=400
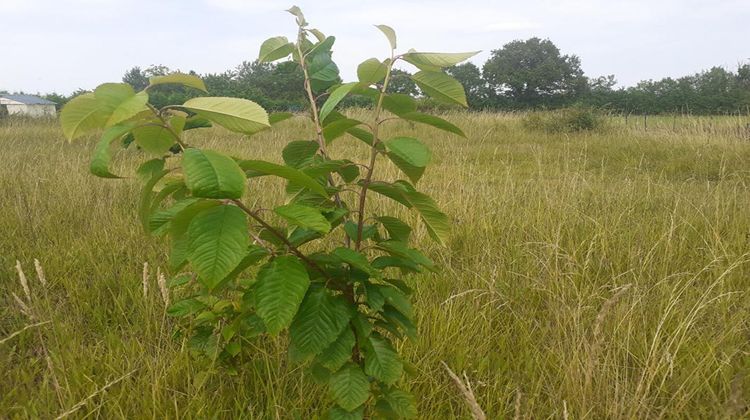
xmin=522 ymin=106 xmax=604 ymax=133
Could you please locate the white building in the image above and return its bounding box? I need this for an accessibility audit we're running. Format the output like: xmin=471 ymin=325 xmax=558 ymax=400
xmin=0 ymin=94 xmax=57 ymax=117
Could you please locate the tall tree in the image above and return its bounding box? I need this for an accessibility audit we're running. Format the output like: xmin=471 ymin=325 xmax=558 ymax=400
xmin=446 ymin=62 xmax=488 ymax=108
xmin=482 ymin=37 xmax=587 ymax=108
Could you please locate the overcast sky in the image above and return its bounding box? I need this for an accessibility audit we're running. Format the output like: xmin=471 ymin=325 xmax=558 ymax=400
xmin=2 ymin=0 xmax=748 ymax=95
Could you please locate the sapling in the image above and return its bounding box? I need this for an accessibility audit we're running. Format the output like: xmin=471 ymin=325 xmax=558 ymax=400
xmin=61 ymin=6 xmax=476 ymax=418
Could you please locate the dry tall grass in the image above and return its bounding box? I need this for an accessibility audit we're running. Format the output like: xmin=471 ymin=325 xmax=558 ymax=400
xmin=1 ymin=113 xmax=749 ymax=418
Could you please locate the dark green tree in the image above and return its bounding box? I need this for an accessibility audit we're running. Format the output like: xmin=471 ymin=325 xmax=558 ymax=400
xmin=446 ymin=62 xmax=488 ymax=108
xmin=482 ymin=37 xmax=587 ymax=108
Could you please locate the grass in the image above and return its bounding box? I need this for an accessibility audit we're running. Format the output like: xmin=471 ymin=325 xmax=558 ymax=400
xmin=1 ymin=112 xmax=749 ymax=418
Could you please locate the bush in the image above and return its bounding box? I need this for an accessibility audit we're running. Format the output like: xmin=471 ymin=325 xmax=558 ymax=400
xmin=522 ymin=107 xmax=604 ymax=133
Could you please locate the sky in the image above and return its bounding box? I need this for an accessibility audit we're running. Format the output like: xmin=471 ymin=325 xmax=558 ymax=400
xmin=2 ymin=0 xmax=749 ymax=95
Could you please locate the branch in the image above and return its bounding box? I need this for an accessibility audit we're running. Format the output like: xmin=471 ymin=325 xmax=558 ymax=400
xmin=231 ymin=199 xmax=328 ymax=278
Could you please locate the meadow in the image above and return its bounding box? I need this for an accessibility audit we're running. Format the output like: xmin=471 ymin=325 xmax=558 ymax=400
xmin=1 ymin=112 xmax=749 ymax=418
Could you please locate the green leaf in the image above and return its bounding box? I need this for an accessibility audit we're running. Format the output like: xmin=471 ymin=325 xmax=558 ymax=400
xmin=328 ymin=363 xmax=371 ymax=411
xmin=357 ymin=58 xmax=387 ymax=85
xmin=375 ymin=216 xmax=412 ymax=243
xmin=309 ymin=54 xmax=340 ymax=92
xmin=323 ymin=118 xmax=363 ymax=144
xmin=90 ymin=124 xmax=133 ymax=178
xmin=287 ymin=6 xmax=307 ymax=26
xmin=382 ymin=306 xmax=417 ymax=340
xmin=269 ymin=112 xmax=294 ymax=125
xmin=375 ymin=24 xmax=397 ymax=50
xmin=106 ymin=91 xmax=149 ymax=127
xmin=380 ymin=388 xmax=417 ymax=418
xmin=378 ymin=285 xmax=413 ymax=318
xmin=274 ymin=204 xmax=331 ymax=234
xmin=139 ymin=164 xmax=170 ymax=232
xmin=363 ymin=333 xmax=403 ymax=385
xmin=332 ymin=247 xmax=377 ymax=277
xmin=258 ymin=36 xmax=295 ymax=62
xmin=402 ymin=51 xmax=479 ymax=71
xmin=187 ymin=205 xmax=249 ymax=290
xmin=182 ymin=97 xmax=270 ymax=135
xmin=375 ymin=240 xmax=436 ymax=272
xmin=382 ymin=94 xmax=417 ymax=116
xmin=183 ymin=148 xmax=247 ymax=199
xmin=132 ymin=124 xmax=175 ymax=155
xmin=148 ymin=196 xmax=198 ymax=235
xmin=282 ymin=140 xmax=319 ymax=168
xmin=319 ymin=82 xmax=359 ymax=123
xmin=366 ymin=182 xmax=412 ymax=208
xmin=399 ymin=112 xmax=465 ymax=137
xmin=60 ymin=93 xmax=108 ymax=140
xmin=402 ymin=189 xmax=450 ymax=245
xmin=254 ymin=256 xmax=310 ymax=335
xmin=238 ymin=160 xmax=328 ymax=197
xmin=327 ymin=405 xmax=364 ymax=420
xmin=290 ymin=286 xmax=352 ymax=358
xmin=167 ymin=298 xmax=205 ymax=317
xmin=384 ymin=137 xmax=431 ymax=184
xmin=344 ymin=221 xmax=377 ymax=243
xmin=169 ymin=200 xmax=221 ymax=270
xmin=148 ymin=73 xmax=208 ymax=92
xmin=316 ymin=327 xmax=356 ymax=372
xmin=411 ymin=71 xmax=468 ymax=107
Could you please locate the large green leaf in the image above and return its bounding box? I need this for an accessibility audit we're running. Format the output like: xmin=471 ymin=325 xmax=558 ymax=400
xmin=366 ymin=181 xmax=412 ymax=208
xmin=183 ymin=148 xmax=246 ymax=199
xmin=132 ymin=123 xmax=175 ymax=155
xmin=254 ymin=256 xmax=310 ymax=335
xmin=148 ymin=73 xmax=208 ymax=92
xmin=319 ymin=82 xmax=358 ymax=123
xmin=357 ymin=58 xmax=387 ymax=85
xmin=375 ymin=216 xmax=412 ymax=243
xmin=316 ymin=327 xmax=356 ymax=372
xmin=400 ymin=112 xmax=465 ymax=137
xmin=363 ymin=333 xmax=403 ymax=385
xmin=323 ymin=118 xmax=363 ymax=144
xmin=238 ymin=160 xmax=328 ymax=197
xmin=403 ymin=189 xmax=450 ymax=245
xmin=328 ymin=363 xmax=371 ymax=411
xmin=187 ymin=205 xmax=249 ymax=289
xmin=60 ymin=93 xmax=108 ymax=140
xmin=328 ymin=405 xmax=365 ymax=420
xmin=384 ymin=137 xmax=431 ymax=184
xmin=169 ymin=200 xmax=221 ymax=271
xmin=375 ymin=240 xmax=436 ymax=272
xmin=332 ymin=247 xmax=377 ymax=277
xmin=382 ymin=94 xmax=417 ymax=116
xmin=274 ymin=204 xmax=331 ymax=234
xmin=375 ymin=24 xmax=397 ymax=49
xmin=411 ymin=71 xmax=468 ymax=107
xmin=378 ymin=388 xmax=417 ymax=418
xmin=182 ymin=97 xmax=270 ymax=135
xmin=106 ymin=91 xmax=149 ymax=127
xmin=402 ymin=51 xmax=479 ymax=71
xmin=258 ymin=36 xmax=295 ymax=62
xmin=282 ymin=140 xmax=319 ymax=168
xmin=90 ymin=124 xmax=134 ymax=178
xmin=290 ymin=286 xmax=352 ymax=358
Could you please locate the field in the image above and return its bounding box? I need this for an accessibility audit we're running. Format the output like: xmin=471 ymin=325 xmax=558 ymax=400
xmin=1 ymin=113 xmax=749 ymax=418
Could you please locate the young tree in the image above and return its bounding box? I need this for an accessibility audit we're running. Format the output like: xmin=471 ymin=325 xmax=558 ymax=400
xmin=60 ymin=6 xmax=476 ymax=418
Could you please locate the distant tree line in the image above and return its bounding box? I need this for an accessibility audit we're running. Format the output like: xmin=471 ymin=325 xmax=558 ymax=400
xmin=9 ymin=37 xmax=749 ymax=115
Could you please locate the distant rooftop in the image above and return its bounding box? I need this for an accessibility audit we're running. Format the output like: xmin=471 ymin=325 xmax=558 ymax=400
xmin=0 ymin=94 xmax=57 ymax=105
